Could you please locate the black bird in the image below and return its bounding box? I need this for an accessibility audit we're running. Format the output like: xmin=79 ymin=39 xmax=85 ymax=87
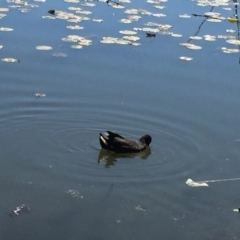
xmin=99 ymin=131 xmax=152 ymax=153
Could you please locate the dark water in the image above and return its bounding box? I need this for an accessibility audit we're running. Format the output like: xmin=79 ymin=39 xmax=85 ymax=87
xmin=1 ymin=0 xmax=240 ymax=239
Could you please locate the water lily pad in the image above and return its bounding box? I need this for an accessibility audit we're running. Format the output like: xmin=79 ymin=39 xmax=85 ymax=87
xmin=221 ymin=47 xmax=239 ymax=54
xmin=179 ymin=56 xmax=193 ymax=61
xmin=66 ymin=25 xmax=84 ymax=30
xmin=171 ymin=33 xmax=182 ymax=37
xmin=71 ymin=45 xmax=83 ymax=49
xmin=78 ymin=39 xmax=92 ymax=46
xmin=19 ymin=8 xmax=31 ymax=13
xmin=204 ymin=11 xmax=221 ymax=17
xmin=203 ymin=35 xmax=216 ymax=41
xmin=0 ymin=13 xmax=7 ymax=19
xmin=42 ymin=16 xmax=56 ymax=19
xmin=36 ymin=45 xmax=52 ymax=50
xmin=52 ymin=52 xmax=67 ymax=57
xmin=65 ymin=0 xmax=80 ymax=3
xmin=128 ymin=15 xmax=141 ymax=21
xmin=226 ymin=29 xmax=235 ymax=33
xmin=152 ymin=13 xmax=166 ymax=17
xmin=100 ymin=39 xmax=115 ymax=44
xmin=92 ymin=19 xmax=103 ymax=23
xmin=1 ymin=57 xmax=18 ymax=62
xmin=226 ymin=39 xmax=240 ymax=45
xmin=190 ymin=36 xmax=202 ymax=40
xmin=179 ymin=14 xmax=191 ymax=18
xmin=115 ymin=39 xmax=130 ymax=44
xmin=141 ymin=27 xmax=159 ymax=33
xmin=119 ymin=19 xmax=132 ymax=23
xmin=154 ymin=5 xmax=165 ymax=9
xmin=0 ymin=27 xmax=13 ymax=31
xmin=130 ymin=42 xmax=141 ymax=46
xmin=125 ymin=9 xmax=139 ymax=14
xmin=112 ymin=4 xmax=124 ymax=9
xmin=119 ymin=30 xmax=137 ymax=35
xmin=123 ymin=35 xmax=140 ymax=41
xmin=179 ymin=43 xmax=202 ymax=50
xmin=207 ymin=18 xmax=222 ymax=22
xmin=81 ymin=2 xmax=95 ymax=7
xmin=35 ymin=93 xmax=46 ymax=97
xmin=0 ymin=8 xmax=9 ymax=12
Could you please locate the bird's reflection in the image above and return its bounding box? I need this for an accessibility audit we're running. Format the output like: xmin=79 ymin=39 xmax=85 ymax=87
xmin=97 ymin=147 xmax=151 ymax=168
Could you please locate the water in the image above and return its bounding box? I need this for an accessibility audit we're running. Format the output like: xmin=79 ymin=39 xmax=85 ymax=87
xmin=1 ymin=0 xmax=240 ymax=239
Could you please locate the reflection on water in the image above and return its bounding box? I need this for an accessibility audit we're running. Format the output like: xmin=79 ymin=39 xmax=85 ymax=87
xmin=98 ymin=147 xmax=151 ymax=167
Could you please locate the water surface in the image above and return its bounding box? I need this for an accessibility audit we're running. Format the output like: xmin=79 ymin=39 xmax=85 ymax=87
xmin=1 ymin=0 xmax=240 ymax=239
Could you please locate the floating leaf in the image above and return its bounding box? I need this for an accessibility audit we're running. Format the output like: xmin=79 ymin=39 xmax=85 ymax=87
xmin=227 ymin=17 xmax=238 ymax=23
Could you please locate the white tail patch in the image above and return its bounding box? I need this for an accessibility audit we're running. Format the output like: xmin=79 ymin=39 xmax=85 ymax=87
xmin=100 ymin=136 xmax=107 ymax=145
